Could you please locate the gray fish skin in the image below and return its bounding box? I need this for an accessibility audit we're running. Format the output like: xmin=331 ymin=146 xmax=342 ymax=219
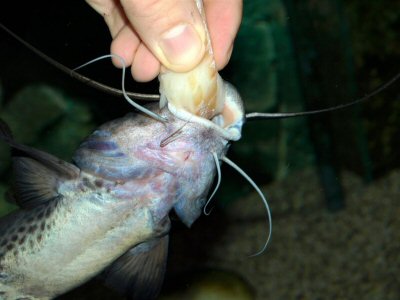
xmin=0 ymin=91 xmax=245 ymax=299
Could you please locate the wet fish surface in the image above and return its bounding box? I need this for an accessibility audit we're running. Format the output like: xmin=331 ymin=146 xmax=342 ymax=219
xmin=0 ymin=82 xmax=245 ymax=300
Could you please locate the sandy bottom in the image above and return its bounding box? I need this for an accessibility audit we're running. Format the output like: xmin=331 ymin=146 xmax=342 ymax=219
xmin=165 ymin=168 xmax=400 ymax=300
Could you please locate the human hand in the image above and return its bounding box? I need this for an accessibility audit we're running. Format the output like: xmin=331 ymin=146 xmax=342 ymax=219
xmin=86 ymin=0 xmax=242 ymax=82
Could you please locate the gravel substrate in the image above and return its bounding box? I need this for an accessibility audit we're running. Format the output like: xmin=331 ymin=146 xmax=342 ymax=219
xmin=166 ymin=168 xmax=400 ymax=300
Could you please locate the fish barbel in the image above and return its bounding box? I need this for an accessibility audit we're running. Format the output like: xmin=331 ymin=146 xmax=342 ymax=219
xmin=2 ymin=0 xmax=397 ymax=297
xmin=0 ymin=88 xmax=244 ymax=300
xmin=0 ymin=1 xmax=248 ymax=299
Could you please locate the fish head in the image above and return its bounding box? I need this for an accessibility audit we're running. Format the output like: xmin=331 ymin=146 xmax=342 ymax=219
xmin=163 ymin=79 xmax=245 ymax=227
xmin=72 ymin=80 xmax=244 ymax=228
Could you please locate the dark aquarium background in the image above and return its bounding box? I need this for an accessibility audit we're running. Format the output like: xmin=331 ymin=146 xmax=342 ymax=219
xmin=0 ymin=0 xmax=399 ymax=299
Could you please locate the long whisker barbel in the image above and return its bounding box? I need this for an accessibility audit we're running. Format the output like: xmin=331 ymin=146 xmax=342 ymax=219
xmin=0 ymin=22 xmax=160 ymax=102
xmin=203 ymin=152 xmax=222 ymax=216
xmin=3 ymin=22 xmax=398 ymax=123
xmin=246 ymin=71 xmax=400 ymax=120
xmin=221 ymin=156 xmax=272 ymax=256
xmin=73 ymin=55 xmax=167 ymax=122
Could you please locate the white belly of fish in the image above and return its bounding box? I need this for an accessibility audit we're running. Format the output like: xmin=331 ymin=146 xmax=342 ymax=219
xmin=1 ymin=191 xmax=155 ymax=299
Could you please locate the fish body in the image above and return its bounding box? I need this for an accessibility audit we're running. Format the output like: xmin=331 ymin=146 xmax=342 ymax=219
xmin=0 ymin=1 xmax=245 ymax=297
xmin=0 ymin=84 xmax=245 ymax=299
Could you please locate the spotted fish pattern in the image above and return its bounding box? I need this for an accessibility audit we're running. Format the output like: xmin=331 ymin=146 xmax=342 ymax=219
xmin=0 ymin=84 xmax=245 ymax=300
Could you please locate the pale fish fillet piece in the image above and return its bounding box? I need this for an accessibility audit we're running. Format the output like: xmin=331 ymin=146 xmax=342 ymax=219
xmin=158 ymin=0 xmax=225 ymax=120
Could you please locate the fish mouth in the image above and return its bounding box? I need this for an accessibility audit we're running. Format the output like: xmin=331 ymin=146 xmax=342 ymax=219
xmin=166 ymin=78 xmax=245 ymax=142
xmin=167 ymin=80 xmax=245 ymax=228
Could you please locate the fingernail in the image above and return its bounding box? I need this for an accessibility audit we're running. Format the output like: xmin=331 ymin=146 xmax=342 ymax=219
xmin=159 ymin=23 xmax=204 ymax=70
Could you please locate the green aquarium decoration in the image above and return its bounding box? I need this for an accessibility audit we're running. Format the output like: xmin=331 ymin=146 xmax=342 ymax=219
xmin=226 ymin=0 xmax=315 ymax=183
xmin=0 ymin=84 xmax=95 ymax=216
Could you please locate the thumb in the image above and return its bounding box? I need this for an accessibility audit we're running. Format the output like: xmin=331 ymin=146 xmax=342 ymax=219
xmin=120 ymin=0 xmax=206 ymax=72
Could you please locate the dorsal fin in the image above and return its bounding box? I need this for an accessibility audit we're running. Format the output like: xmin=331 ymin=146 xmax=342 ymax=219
xmin=0 ymin=120 xmax=79 ymax=179
xmin=0 ymin=120 xmax=80 ymax=208
xmin=13 ymin=157 xmax=63 ymax=208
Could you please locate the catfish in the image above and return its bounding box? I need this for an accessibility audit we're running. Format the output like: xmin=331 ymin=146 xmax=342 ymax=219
xmin=0 ymin=1 xmax=399 ymax=299
xmin=0 ymin=1 xmax=258 ymax=297
xmin=0 ymin=84 xmax=245 ymax=299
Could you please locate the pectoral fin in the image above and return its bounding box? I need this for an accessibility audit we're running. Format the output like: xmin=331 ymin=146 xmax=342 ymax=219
xmin=103 ymin=235 xmax=169 ymax=300
xmin=0 ymin=120 xmax=79 ymax=178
